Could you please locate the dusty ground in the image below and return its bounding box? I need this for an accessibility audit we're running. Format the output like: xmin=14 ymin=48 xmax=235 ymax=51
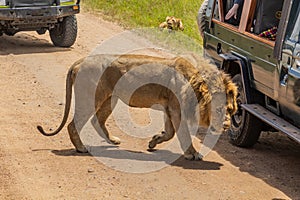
xmin=0 ymin=11 xmax=299 ymax=200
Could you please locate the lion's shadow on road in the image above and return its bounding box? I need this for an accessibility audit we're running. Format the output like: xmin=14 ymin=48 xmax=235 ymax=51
xmin=51 ymin=146 xmax=223 ymax=171
xmin=49 ymin=133 xmax=300 ymax=198
xmin=0 ymin=33 xmax=70 ymax=55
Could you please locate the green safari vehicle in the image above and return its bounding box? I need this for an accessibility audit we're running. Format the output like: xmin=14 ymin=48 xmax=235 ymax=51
xmin=198 ymin=0 xmax=300 ymax=147
xmin=0 ymin=0 xmax=80 ymax=47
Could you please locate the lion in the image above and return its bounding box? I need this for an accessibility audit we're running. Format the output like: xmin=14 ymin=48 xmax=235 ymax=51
xmin=37 ymin=54 xmax=237 ymax=160
xmin=159 ymin=16 xmax=184 ymax=31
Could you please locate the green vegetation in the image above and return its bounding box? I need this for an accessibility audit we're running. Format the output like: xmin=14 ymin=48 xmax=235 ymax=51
xmin=82 ymin=0 xmax=203 ymax=43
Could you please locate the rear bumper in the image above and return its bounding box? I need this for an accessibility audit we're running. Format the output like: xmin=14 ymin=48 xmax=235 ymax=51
xmin=0 ymin=5 xmax=80 ymax=21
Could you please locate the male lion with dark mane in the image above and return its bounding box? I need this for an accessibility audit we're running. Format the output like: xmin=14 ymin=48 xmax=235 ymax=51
xmin=37 ymin=54 xmax=237 ymax=160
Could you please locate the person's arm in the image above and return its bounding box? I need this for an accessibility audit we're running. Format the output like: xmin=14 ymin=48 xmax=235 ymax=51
xmin=225 ymin=0 xmax=244 ymax=20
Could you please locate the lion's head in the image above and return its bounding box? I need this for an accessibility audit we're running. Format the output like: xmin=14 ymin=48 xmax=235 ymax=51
xmin=166 ymin=16 xmax=184 ymax=31
xmin=188 ymin=70 xmax=237 ymax=131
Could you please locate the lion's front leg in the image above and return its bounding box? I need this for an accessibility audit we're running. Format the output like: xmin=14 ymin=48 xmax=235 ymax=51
xmin=168 ymin=107 xmax=201 ymax=161
xmin=184 ymin=144 xmax=203 ymax=161
xmin=159 ymin=22 xmax=168 ymax=29
xmin=148 ymin=114 xmax=175 ymax=149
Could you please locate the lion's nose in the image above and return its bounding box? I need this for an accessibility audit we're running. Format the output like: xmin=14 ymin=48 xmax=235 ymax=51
xmin=223 ymin=121 xmax=230 ymax=130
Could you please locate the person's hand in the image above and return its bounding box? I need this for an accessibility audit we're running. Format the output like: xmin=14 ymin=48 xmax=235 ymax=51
xmin=225 ymin=4 xmax=240 ymax=20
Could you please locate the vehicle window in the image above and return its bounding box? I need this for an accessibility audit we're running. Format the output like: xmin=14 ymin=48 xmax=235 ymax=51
xmin=212 ymin=0 xmax=285 ymax=43
xmin=214 ymin=0 xmax=244 ymax=25
xmin=253 ymin=0 xmax=284 ymax=41
xmin=286 ymin=1 xmax=300 ymax=42
xmin=224 ymin=0 xmax=244 ymax=26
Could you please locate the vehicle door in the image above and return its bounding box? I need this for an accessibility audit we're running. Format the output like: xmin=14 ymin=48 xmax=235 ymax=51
xmin=279 ymin=0 xmax=300 ymax=127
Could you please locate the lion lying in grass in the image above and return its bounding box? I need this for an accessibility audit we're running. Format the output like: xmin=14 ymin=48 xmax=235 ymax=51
xmin=37 ymin=54 xmax=237 ymax=160
xmin=159 ymin=16 xmax=184 ymax=31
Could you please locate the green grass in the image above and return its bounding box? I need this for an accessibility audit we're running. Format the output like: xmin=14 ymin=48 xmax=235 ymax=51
xmin=82 ymin=0 xmax=204 ymax=43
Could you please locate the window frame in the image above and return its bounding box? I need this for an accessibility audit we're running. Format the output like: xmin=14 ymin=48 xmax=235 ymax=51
xmin=211 ymin=0 xmax=285 ymax=47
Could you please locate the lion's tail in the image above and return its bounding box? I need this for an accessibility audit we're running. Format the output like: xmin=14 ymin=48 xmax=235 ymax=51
xmin=37 ymin=61 xmax=78 ymax=136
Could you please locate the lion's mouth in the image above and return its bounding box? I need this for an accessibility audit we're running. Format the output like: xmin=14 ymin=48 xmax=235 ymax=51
xmin=167 ymin=23 xmax=174 ymax=29
xmin=223 ymin=121 xmax=231 ymax=130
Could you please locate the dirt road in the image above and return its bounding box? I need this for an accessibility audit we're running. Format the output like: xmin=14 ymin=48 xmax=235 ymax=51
xmin=0 ymin=11 xmax=299 ymax=200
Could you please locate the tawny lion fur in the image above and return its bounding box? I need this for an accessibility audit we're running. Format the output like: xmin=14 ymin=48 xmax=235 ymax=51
xmin=37 ymin=54 xmax=237 ymax=160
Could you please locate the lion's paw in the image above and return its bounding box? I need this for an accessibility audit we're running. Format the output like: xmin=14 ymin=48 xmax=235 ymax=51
xmin=184 ymin=152 xmax=203 ymax=161
xmin=109 ymin=136 xmax=121 ymax=145
xmin=148 ymin=133 xmax=163 ymax=149
xmin=148 ymin=140 xmax=157 ymax=149
xmin=76 ymin=146 xmax=88 ymax=153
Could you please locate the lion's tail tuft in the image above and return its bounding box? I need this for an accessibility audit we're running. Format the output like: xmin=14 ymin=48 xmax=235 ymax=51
xmin=37 ymin=125 xmax=60 ymax=136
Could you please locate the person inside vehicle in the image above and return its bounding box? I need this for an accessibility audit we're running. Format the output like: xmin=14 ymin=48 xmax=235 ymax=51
xmin=254 ymin=0 xmax=284 ymax=40
xmin=225 ymin=0 xmax=244 ymax=25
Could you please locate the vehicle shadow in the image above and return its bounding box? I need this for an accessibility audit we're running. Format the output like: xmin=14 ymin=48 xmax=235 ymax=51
xmin=212 ymin=131 xmax=300 ymax=199
xmin=51 ymin=146 xmax=223 ymax=171
xmin=0 ymin=32 xmax=70 ymax=55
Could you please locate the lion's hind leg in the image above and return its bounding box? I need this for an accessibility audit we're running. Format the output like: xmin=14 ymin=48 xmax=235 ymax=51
xmin=92 ymin=97 xmax=121 ymax=145
xmin=67 ymin=120 xmax=88 ymax=153
xmin=148 ymin=114 xmax=175 ymax=149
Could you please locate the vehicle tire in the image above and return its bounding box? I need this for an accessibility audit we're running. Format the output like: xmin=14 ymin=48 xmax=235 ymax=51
xmin=197 ymin=0 xmax=209 ymax=38
xmin=228 ymin=74 xmax=262 ymax=147
xmin=36 ymin=28 xmax=46 ymax=35
xmin=50 ymin=15 xmax=77 ymax=47
xmin=4 ymin=30 xmax=16 ymax=36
